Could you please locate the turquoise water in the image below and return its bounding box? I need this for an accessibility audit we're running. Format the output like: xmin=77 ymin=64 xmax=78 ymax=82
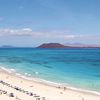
xmin=0 ymin=48 xmax=100 ymax=92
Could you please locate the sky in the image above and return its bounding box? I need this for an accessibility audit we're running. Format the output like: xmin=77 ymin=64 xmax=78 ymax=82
xmin=0 ymin=0 xmax=100 ymax=47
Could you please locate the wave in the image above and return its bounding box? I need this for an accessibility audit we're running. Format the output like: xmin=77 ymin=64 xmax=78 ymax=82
xmin=0 ymin=66 xmax=100 ymax=96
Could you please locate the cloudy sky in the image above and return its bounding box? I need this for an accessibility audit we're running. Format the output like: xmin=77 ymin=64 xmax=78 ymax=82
xmin=0 ymin=0 xmax=100 ymax=47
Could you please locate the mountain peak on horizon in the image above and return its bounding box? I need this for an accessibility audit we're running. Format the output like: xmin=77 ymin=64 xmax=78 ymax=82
xmin=37 ymin=43 xmax=100 ymax=48
xmin=37 ymin=43 xmax=67 ymax=48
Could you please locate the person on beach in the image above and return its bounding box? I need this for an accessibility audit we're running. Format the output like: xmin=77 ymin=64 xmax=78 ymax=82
xmin=82 ymin=97 xmax=84 ymax=100
xmin=64 ymin=87 xmax=67 ymax=91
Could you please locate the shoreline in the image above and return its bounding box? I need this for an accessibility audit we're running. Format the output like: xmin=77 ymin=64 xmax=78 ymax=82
xmin=0 ymin=66 xmax=100 ymax=97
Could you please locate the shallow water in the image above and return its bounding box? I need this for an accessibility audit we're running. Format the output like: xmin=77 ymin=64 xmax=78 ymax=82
xmin=0 ymin=48 xmax=100 ymax=92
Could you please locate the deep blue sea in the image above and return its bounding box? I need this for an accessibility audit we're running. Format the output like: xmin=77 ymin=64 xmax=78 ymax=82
xmin=0 ymin=48 xmax=100 ymax=92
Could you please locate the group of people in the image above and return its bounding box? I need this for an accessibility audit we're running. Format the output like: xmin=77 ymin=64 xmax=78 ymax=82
xmin=0 ymin=80 xmax=46 ymax=100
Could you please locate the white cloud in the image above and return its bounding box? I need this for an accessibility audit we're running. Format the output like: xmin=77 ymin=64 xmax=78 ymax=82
xmin=0 ymin=28 xmax=100 ymax=41
xmin=0 ymin=28 xmax=33 ymax=36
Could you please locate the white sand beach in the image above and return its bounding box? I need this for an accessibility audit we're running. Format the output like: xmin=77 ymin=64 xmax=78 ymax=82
xmin=0 ymin=69 xmax=100 ymax=100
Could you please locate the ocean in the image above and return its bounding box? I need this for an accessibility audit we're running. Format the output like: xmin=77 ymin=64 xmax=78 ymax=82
xmin=0 ymin=48 xmax=100 ymax=93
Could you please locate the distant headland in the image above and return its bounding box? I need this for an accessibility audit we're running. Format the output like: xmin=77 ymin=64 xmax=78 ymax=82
xmin=0 ymin=43 xmax=100 ymax=48
xmin=37 ymin=43 xmax=68 ymax=48
xmin=37 ymin=43 xmax=100 ymax=48
xmin=0 ymin=45 xmax=15 ymax=48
